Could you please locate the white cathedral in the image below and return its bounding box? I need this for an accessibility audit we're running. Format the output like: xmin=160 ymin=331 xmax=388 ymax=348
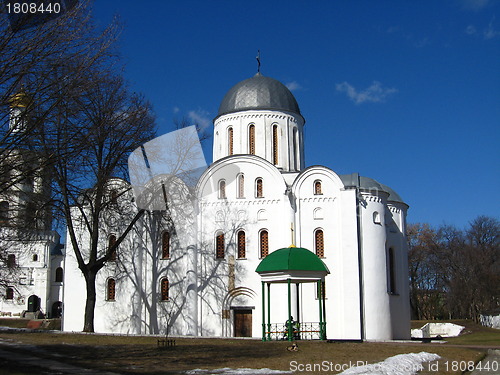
xmin=4 ymin=72 xmax=411 ymax=340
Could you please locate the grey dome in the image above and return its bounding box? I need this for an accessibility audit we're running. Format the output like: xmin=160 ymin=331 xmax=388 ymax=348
xmin=217 ymin=73 xmax=302 ymax=118
xmin=339 ymin=173 xmax=406 ymax=204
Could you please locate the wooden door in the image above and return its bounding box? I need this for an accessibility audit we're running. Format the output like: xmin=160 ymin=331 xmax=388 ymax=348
xmin=234 ymin=309 xmax=252 ymax=337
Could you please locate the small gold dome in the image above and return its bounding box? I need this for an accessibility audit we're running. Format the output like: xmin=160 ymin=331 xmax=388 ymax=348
xmin=9 ymin=89 xmax=31 ymax=108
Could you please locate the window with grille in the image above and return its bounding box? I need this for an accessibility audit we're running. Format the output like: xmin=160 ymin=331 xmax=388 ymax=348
xmin=219 ymin=180 xmax=226 ymax=199
xmin=7 ymin=254 xmax=15 ymax=268
xmin=260 ymin=230 xmax=269 ymax=258
xmin=108 ymin=235 xmax=117 ymax=261
xmin=249 ymin=125 xmax=255 ymax=154
xmin=237 ymin=230 xmax=246 ymax=259
xmin=272 ymin=125 xmax=278 ymax=165
xmin=238 ymin=174 xmax=244 ymax=198
xmin=315 ymin=229 xmax=324 ymax=258
xmin=162 ymin=231 xmax=170 ymax=259
xmin=161 ymin=278 xmax=169 ymax=301
xmin=0 ymin=201 xmax=9 ymax=224
xmin=5 ymin=287 xmax=13 ymax=300
xmin=256 ymin=178 xmax=263 ymax=198
xmin=228 ymin=127 xmax=233 ymax=156
xmin=216 ymin=232 xmax=225 ymax=259
xmin=314 ymin=180 xmax=322 ymax=195
xmin=55 ymin=267 xmax=63 ymax=282
xmin=107 ymin=278 xmax=116 ymax=301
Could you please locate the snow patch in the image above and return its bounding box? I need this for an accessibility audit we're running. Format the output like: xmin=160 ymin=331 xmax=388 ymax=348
xmin=339 ymin=352 xmax=440 ymax=375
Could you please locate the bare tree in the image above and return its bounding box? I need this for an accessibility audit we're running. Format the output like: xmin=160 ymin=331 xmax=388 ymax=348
xmin=408 ymin=216 xmax=500 ymax=321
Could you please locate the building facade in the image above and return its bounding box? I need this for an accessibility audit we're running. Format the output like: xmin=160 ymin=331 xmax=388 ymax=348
xmin=62 ymin=73 xmax=411 ymax=340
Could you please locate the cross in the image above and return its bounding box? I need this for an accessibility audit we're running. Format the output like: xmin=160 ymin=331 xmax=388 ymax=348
xmin=256 ymin=50 xmax=261 ymax=73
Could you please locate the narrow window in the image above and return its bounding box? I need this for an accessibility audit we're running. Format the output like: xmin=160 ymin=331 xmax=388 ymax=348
xmin=216 ymin=232 xmax=225 ymax=259
xmin=388 ymin=248 xmax=396 ymax=294
xmin=0 ymin=201 xmax=9 ymax=224
xmin=219 ymin=180 xmax=226 ymax=199
xmin=316 ymin=281 xmax=326 ymax=300
xmin=260 ymin=230 xmax=269 ymax=258
xmin=161 ymin=278 xmax=169 ymax=301
xmin=314 ymin=180 xmax=322 ymax=195
xmin=32 ymin=254 xmax=38 ymax=262
xmin=228 ymin=127 xmax=233 ymax=156
xmin=237 ymin=230 xmax=246 ymax=259
xmin=162 ymin=231 xmax=170 ymax=259
xmin=55 ymin=267 xmax=63 ymax=282
xmin=110 ymin=190 xmax=118 ymax=205
xmin=238 ymin=174 xmax=244 ymax=198
xmin=272 ymin=124 xmax=278 ymax=165
xmin=293 ymin=127 xmax=298 ymax=170
xmin=7 ymin=254 xmax=15 ymax=268
xmin=108 ymin=234 xmax=117 ymax=261
xmin=373 ymin=211 xmax=381 ymax=224
xmin=315 ymin=229 xmax=324 ymax=258
xmin=107 ymin=278 xmax=116 ymax=301
xmin=255 ymin=178 xmax=263 ymax=198
xmin=249 ymin=125 xmax=255 ymax=155
xmin=6 ymin=287 xmax=13 ymax=300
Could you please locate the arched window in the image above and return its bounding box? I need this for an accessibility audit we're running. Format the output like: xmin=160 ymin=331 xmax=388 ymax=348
xmin=314 ymin=180 xmax=322 ymax=195
xmin=0 ymin=201 xmax=9 ymax=224
xmin=315 ymin=229 xmax=324 ymax=258
xmin=7 ymin=254 xmax=15 ymax=268
xmin=110 ymin=190 xmax=118 ymax=206
xmin=107 ymin=278 xmax=116 ymax=301
xmin=255 ymin=178 xmax=263 ymax=198
xmin=249 ymin=124 xmax=255 ymax=155
xmin=160 ymin=277 xmax=169 ymax=301
xmin=32 ymin=254 xmax=38 ymax=262
xmin=108 ymin=235 xmax=117 ymax=261
xmin=5 ymin=287 xmax=13 ymax=300
xmin=237 ymin=230 xmax=246 ymax=259
xmin=260 ymin=230 xmax=269 ymax=258
xmin=238 ymin=174 xmax=244 ymax=198
xmin=216 ymin=232 xmax=225 ymax=259
xmin=219 ymin=180 xmax=226 ymax=199
xmin=373 ymin=211 xmax=381 ymax=224
xmin=228 ymin=127 xmax=233 ymax=156
xmin=55 ymin=267 xmax=63 ymax=282
xmin=272 ymin=124 xmax=278 ymax=165
xmin=161 ymin=231 xmax=170 ymax=259
xmin=388 ymin=248 xmax=396 ymax=294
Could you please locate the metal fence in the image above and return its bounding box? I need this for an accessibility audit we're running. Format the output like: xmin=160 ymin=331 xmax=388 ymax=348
xmin=264 ymin=322 xmax=325 ymax=340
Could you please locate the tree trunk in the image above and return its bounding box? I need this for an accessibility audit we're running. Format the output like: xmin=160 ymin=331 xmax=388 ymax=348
xmin=83 ymin=270 xmax=97 ymax=332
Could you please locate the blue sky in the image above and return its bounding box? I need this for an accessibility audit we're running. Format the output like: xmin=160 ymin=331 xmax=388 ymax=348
xmin=93 ymin=0 xmax=499 ymax=228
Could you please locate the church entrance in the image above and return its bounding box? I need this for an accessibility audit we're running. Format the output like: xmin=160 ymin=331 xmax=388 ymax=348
xmin=27 ymin=295 xmax=40 ymax=312
xmin=233 ymin=309 xmax=252 ymax=337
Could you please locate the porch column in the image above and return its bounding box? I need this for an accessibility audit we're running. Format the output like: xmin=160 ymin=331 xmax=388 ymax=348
xmin=267 ymin=283 xmax=271 ymax=341
xmin=261 ymin=281 xmax=265 ymax=341
xmin=287 ymin=278 xmax=292 ymax=341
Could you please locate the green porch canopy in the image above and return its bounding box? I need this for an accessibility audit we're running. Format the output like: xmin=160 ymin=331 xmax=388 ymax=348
xmin=256 ymin=246 xmax=330 ymax=341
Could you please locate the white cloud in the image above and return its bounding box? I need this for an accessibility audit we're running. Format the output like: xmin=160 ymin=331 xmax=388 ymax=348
xmin=461 ymin=0 xmax=491 ymax=11
xmin=336 ymin=81 xmax=398 ymax=104
xmin=285 ymin=81 xmax=302 ymax=91
xmin=466 ymin=24 xmax=478 ymax=35
xmin=188 ymin=109 xmax=211 ymax=130
xmin=484 ymin=18 xmax=500 ymax=39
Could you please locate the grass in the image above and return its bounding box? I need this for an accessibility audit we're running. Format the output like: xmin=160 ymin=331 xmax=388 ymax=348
xmin=0 ymin=319 xmax=497 ymax=374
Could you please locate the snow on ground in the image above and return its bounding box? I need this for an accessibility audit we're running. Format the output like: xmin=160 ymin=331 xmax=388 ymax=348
xmin=185 ymin=352 xmax=440 ymax=375
xmin=339 ymin=352 xmax=440 ymax=375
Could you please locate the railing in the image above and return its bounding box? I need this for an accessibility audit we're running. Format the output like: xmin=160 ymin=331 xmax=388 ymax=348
xmin=264 ymin=322 xmax=326 ymax=340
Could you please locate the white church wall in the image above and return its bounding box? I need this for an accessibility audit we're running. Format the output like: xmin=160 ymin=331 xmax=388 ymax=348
xmin=359 ymin=191 xmax=392 ymax=341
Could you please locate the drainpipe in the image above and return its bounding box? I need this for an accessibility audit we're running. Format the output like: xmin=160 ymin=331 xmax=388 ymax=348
xmin=355 ymin=184 xmax=365 ymax=341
